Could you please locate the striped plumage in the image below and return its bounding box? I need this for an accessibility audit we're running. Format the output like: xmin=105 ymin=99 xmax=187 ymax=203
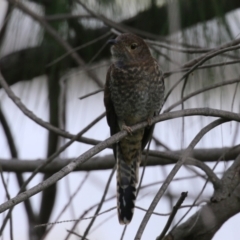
xmin=104 ymin=33 xmax=164 ymax=224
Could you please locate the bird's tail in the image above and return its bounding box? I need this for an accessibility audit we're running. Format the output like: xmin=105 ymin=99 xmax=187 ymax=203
xmin=116 ymin=130 xmax=143 ymax=225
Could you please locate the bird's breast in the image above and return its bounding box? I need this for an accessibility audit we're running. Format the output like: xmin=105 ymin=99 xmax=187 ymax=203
xmin=110 ymin=65 xmax=163 ymax=124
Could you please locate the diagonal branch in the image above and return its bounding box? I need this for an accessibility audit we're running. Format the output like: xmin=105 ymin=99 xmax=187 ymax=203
xmin=163 ymin=154 xmax=240 ymax=240
xmin=2 ymin=70 xmax=240 ymax=142
xmin=7 ymin=0 xmax=103 ymax=87
xmin=0 ymin=106 xmax=36 ymax=233
xmin=0 ymin=115 xmax=233 ymax=215
xmin=0 ymin=71 xmax=101 ymax=146
xmin=164 ymin=44 xmax=240 ymax=103
xmin=164 ymin=78 xmax=240 ymax=112
xmin=0 ymin=146 xmax=239 ymax=173
xmin=134 ymin=119 xmax=228 ymax=240
xmin=156 ymin=192 xmax=188 ymax=240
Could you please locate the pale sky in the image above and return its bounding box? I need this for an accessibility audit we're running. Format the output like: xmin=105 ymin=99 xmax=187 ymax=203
xmin=1 ymin=1 xmax=240 ymax=239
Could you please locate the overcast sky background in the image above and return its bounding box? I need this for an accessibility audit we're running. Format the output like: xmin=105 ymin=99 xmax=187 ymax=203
xmin=1 ymin=1 xmax=240 ymax=239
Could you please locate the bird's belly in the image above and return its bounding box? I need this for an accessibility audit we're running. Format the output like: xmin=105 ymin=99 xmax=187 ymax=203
xmin=123 ymin=91 xmax=149 ymax=116
xmin=112 ymin=87 xmax=158 ymax=125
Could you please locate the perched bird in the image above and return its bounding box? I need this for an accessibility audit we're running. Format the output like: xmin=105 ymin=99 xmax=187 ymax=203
xmin=104 ymin=33 xmax=165 ymax=224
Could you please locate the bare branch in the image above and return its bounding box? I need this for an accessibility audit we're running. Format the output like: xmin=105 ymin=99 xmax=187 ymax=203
xmin=212 ymin=154 xmax=240 ymax=202
xmin=45 ymin=14 xmax=93 ymax=22
xmin=0 ymin=71 xmax=102 ymax=146
xmin=184 ymin=158 xmax=221 ymax=189
xmin=7 ymin=0 xmax=103 ymax=87
xmin=134 ymin=119 xmax=228 ymax=240
xmin=46 ymin=31 xmax=111 ymax=67
xmin=0 ymin=168 xmax=13 ymax=240
xmin=79 ymin=89 xmax=104 ymax=100
xmin=164 ymin=154 xmax=240 ymax=240
xmin=0 ymin=113 xmax=235 ymax=215
xmin=156 ymin=192 xmax=188 ymax=240
xmin=81 ymin=168 xmax=115 ymax=239
xmin=0 ymin=107 xmax=36 ymax=235
xmin=0 ymin=111 xmax=105 ymax=236
xmin=183 ymin=38 xmax=240 ymax=68
xmin=164 ymin=44 xmax=240 ymax=103
xmin=165 ymin=78 xmax=240 ymax=112
xmin=1 ymin=146 xmax=240 ymax=173
xmin=164 ymin=59 xmax=240 ymax=78
xmin=2 ymin=72 xmax=240 ymax=148
xmin=35 ymin=207 xmax=116 ymax=228
xmin=42 ymin=173 xmax=90 ymax=239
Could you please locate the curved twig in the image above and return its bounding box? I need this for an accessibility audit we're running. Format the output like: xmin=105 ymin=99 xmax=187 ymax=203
xmin=156 ymin=192 xmax=188 ymax=240
xmin=134 ymin=119 xmax=228 ymax=240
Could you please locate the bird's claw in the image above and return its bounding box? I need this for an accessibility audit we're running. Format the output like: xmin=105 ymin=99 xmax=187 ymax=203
xmin=147 ymin=117 xmax=153 ymax=126
xmin=122 ymin=125 xmax=133 ymax=135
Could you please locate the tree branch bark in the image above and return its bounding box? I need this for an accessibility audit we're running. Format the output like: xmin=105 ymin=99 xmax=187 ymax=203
xmin=163 ymin=154 xmax=240 ymax=240
xmin=0 ymin=146 xmax=240 ymax=173
xmin=1 ymin=0 xmax=240 ymax=85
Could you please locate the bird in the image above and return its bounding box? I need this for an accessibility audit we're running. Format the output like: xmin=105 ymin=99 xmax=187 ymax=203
xmin=104 ymin=33 xmax=165 ymax=224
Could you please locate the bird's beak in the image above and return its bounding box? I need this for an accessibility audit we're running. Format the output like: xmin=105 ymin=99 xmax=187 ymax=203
xmin=107 ymin=39 xmax=117 ymax=45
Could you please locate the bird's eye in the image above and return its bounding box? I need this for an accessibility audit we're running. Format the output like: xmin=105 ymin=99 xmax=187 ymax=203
xmin=130 ymin=43 xmax=137 ymax=50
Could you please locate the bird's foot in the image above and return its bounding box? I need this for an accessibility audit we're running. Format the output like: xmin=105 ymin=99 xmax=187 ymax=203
xmin=147 ymin=117 xmax=153 ymax=126
xmin=122 ymin=124 xmax=133 ymax=135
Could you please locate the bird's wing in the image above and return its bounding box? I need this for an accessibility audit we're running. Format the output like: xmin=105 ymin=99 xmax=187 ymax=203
xmin=104 ymin=64 xmax=164 ymax=153
xmin=141 ymin=119 xmax=155 ymax=150
xmin=104 ymin=65 xmax=119 ymax=157
xmin=142 ymin=65 xmax=164 ymax=150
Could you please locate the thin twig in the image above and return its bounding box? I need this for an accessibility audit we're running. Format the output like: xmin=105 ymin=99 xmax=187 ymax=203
xmin=22 ymin=111 xmax=105 ymax=187
xmin=183 ymin=39 xmax=240 ymax=68
xmin=137 ymin=138 xmax=153 ymax=196
xmin=170 ymin=146 xmax=240 ymax=234
xmin=42 ymin=173 xmax=90 ymax=239
xmin=0 ymin=70 xmax=103 ymax=146
xmin=147 ymin=40 xmax=213 ymax=53
xmin=140 ymin=173 xmax=218 ymax=190
xmin=0 ymin=168 xmax=13 ymax=240
xmin=156 ymin=192 xmax=188 ymax=240
xmin=81 ymin=167 xmax=116 ymax=240
xmin=184 ymin=158 xmax=221 ymax=189
xmin=0 ymin=111 xmax=105 ymax=235
xmin=0 ymin=4 xmax=13 ymax=45
xmin=46 ymin=31 xmax=111 ymax=67
xmin=0 ymin=111 xmax=239 ymax=214
xmin=120 ymin=226 xmax=127 ymax=240
xmin=151 ymin=46 xmax=181 ymax=67
xmin=180 ymin=75 xmax=189 ymax=149
xmin=79 ymin=89 xmax=103 ymax=100
xmin=2 ymin=72 xmax=240 ymax=150
xmin=89 ymin=212 xmax=116 ymax=234
xmin=35 ymin=207 xmax=116 ymax=228
xmin=0 ymin=106 xmax=35 ymax=234
xmin=172 ymin=177 xmax=209 ymax=234
xmin=164 ymin=44 xmax=240 ymax=104
xmin=7 ymin=0 xmax=103 ymax=87
xmin=164 ymin=78 xmax=240 ymax=112
xmin=164 ymin=59 xmax=240 ymax=78
xmin=65 ymin=195 xmax=115 ymax=240
xmin=152 ymin=136 xmax=171 ymax=151
xmin=45 ymin=14 xmax=93 ymax=21
xmin=87 ymin=38 xmax=110 ymax=64
xmin=134 ymin=119 xmax=228 ymax=239
xmin=231 ymin=82 xmax=239 ymax=112
xmin=66 ymin=229 xmax=83 ymax=239
xmin=163 ymin=60 xmax=240 ymax=78
xmin=135 ymin=206 xmax=170 ymax=217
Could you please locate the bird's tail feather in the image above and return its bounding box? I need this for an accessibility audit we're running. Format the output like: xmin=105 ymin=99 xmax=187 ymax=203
xmin=116 ymin=143 xmax=141 ymax=225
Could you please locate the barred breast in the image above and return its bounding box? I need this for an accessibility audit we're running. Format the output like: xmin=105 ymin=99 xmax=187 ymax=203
xmin=109 ymin=60 xmax=164 ymax=125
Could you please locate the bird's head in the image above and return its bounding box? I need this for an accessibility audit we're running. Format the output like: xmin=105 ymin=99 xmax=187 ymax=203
xmin=108 ymin=33 xmax=151 ymax=64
